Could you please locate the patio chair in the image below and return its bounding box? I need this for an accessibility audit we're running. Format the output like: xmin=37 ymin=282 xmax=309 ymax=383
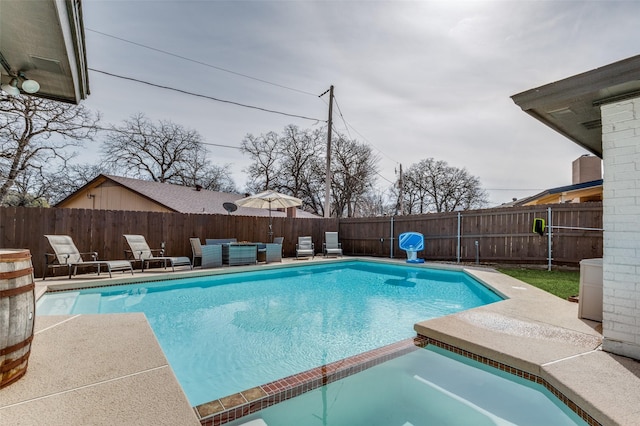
xmin=296 ymin=236 xmax=315 ymax=259
xmin=190 ymin=237 xmax=203 ymax=267
xmin=323 ymin=232 xmax=343 ymax=257
xmin=273 ymin=236 xmax=284 ymax=260
xmin=191 ymin=237 xmax=222 ymax=269
xmin=123 ymin=234 xmax=192 ymax=272
xmin=43 ymin=235 xmax=133 ymax=280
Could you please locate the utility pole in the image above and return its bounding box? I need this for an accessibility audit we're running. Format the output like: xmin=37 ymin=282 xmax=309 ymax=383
xmin=321 ymin=85 xmax=334 ymax=218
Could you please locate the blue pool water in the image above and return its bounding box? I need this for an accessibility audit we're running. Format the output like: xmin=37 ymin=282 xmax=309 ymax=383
xmin=227 ymin=346 xmax=587 ymax=426
xmin=36 ymin=261 xmax=502 ymax=406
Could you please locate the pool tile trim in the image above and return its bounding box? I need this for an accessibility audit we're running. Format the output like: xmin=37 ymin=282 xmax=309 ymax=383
xmin=421 ymin=336 xmax=601 ymax=426
xmin=195 ymin=337 xmax=427 ymax=425
xmin=196 ymin=335 xmax=601 ymax=426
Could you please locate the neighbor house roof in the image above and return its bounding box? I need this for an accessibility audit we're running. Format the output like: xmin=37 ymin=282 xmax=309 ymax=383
xmin=509 ymin=179 xmax=603 ymax=207
xmin=55 ymin=174 xmax=320 ymax=218
xmin=511 ymin=55 xmax=640 ymax=157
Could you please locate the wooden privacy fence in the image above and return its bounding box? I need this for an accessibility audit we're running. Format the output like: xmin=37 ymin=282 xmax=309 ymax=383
xmin=0 ymin=203 xmax=602 ymax=278
xmin=0 ymin=207 xmax=337 ymax=278
xmin=338 ymin=202 xmax=603 ymax=266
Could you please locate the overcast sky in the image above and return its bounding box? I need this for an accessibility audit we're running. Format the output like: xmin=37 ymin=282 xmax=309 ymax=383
xmin=81 ymin=0 xmax=640 ymax=206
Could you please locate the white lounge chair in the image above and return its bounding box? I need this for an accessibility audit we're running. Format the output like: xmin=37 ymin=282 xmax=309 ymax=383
xmin=43 ymin=235 xmax=133 ymax=280
xmin=323 ymin=232 xmax=343 ymax=257
xmin=296 ymin=236 xmax=314 ymax=259
xmin=123 ymin=234 xmax=192 ymax=272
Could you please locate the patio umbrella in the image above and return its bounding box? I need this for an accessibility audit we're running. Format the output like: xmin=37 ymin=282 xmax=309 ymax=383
xmin=235 ymin=190 xmax=303 ymax=241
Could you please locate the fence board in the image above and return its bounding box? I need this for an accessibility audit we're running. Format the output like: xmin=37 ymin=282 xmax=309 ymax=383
xmin=0 ymin=203 xmax=602 ymax=278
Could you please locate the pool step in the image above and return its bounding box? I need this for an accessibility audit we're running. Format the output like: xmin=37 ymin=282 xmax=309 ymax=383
xmin=72 ymin=293 xmax=102 ymax=314
xmin=238 ymin=419 xmax=267 ymax=426
xmin=35 ymin=291 xmax=80 ymax=315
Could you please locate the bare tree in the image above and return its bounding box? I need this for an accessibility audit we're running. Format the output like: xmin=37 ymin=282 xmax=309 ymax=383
xmin=330 ymin=136 xmax=379 ymax=217
xmin=240 ymin=131 xmax=280 ymax=193
xmin=352 ymin=189 xmax=393 ymax=217
xmin=43 ymin=163 xmax=112 ymax=205
xmin=102 ymin=113 xmax=208 ymax=184
xmin=403 ymin=158 xmax=488 ymax=213
xmin=0 ymin=94 xmax=99 ymax=203
xmin=276 ymin=125 xmax=324 ymax=200
xmin=176 ymin=153 xmax=237 ymax=193
xmin=1 ymin=168 xmax=50 ymax=207
xmin=241 ymin=125 xmax=380 ymax=217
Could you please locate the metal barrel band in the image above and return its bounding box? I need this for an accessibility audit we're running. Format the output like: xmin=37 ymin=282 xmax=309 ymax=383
xmin=0 ymin=350 xmax=32 ymax=373
xmin=0 ymin=266 xmax=34 ymax=281
xmin=0 ymin=252 xmax=32 ymax=262
xmin=0 ymin=369 xmax=28 ymax=388
xmin=0 ymin=280 xmax=35 ymax=298
xmin=0 ymin=335 xmax=34 ymax=357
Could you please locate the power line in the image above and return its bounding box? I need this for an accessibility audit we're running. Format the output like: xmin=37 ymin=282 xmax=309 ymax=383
xmin=89 ymin=68 xmax=325 ymax=123
xmin=93 ymin=125 xmax=242 ymax=150
xmin=484 ymin=188 xmax=545 ymax=191
xmin=332 ymin=96 xmax=353 ymax=141
xmin=86 ymin=28 xmax=319 ymax=97
xmin=329 ymin=93 xmax=400 ymax=164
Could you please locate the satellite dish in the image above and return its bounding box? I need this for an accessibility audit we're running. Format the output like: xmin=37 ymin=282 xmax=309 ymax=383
xmin=223 ymin=202 xmax=238 ymax=214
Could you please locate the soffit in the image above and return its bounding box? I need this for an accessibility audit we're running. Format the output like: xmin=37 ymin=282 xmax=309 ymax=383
xmin=0 ymin=0 xmax=88 ymax=103
xmin=511 ymin=55 xmax=640 ymax=157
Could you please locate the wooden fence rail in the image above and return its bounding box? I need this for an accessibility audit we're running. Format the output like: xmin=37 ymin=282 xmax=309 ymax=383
xmin=0 ymin=203 xmax=602 ymax=278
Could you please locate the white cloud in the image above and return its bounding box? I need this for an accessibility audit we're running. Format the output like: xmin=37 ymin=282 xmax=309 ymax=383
xmin=81 ymin=0 xmax=640 ymax=205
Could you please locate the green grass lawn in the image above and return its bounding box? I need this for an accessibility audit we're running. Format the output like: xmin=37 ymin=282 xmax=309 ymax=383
xmin=496 ymin=268 xmax=580 ymax=300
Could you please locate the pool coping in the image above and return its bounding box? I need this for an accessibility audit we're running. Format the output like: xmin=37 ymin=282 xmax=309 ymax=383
xmin=195 ymin=335 xmax=600 ymax=426
xmin=12 ymin=256 xmax=640 ymax=425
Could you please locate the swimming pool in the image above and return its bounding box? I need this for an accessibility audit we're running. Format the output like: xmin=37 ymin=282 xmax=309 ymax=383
xmin=226 ymin=345 xmax=587 ymax=426
xmin=36 ymin=261 xmax=502 ymax=406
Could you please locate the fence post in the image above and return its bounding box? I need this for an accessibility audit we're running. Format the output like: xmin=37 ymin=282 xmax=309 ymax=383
xmin=390 ymin=215 xmax=394 ymax=259
xmin=547 ymin=206 xmax=553 ymax=271
xmin=457 ymin=212 xmax=461 ymax=263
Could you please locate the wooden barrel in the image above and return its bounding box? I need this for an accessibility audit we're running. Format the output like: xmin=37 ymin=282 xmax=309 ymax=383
xmin=0 ymin=249 xmax=35 ymax=389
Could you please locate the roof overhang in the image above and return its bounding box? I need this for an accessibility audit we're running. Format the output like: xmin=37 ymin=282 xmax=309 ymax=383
xmin=0 ymin=0 xmax=89 ymax=104
xmin=511 ymin=55 xmax=640 ymax=157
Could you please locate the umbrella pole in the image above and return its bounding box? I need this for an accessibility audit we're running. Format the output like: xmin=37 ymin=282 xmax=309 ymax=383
xmin=268 ymin=200 xmax=273 ymax=242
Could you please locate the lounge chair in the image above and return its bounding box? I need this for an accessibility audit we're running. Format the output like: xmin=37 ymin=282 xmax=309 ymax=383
xmin=323 ymin=232 xmax=343 ymax=257
xmin=43 ymin=235 xmax=133 ymax=280
xmin=123 ymin=234 xmax=192 ymax=272
xmin=296 ymin=236 xmax=314 ymax=259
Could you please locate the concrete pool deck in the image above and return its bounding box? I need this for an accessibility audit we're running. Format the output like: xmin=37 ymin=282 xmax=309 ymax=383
xmin=1 ymin=257 xmax=638 ymax=425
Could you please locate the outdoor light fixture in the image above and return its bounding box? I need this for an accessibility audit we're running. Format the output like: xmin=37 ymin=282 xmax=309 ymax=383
xmin=0 ymin=52 xmax=41 ymax=96
xmin=1 ymin=78 xmax=20 ymax=96
xmin=19 ymin=72 xmax=40 ymax=94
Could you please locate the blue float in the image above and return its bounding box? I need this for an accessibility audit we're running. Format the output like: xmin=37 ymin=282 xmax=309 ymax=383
xmin=398 ymin=232 xmax=425 ymax=263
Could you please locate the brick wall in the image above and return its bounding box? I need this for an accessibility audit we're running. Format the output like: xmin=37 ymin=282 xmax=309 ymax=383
xmin=601 ymin=96 xmax=640 ymax=359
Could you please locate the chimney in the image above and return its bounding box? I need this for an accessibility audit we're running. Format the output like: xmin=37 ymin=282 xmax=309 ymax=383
xmin=286 ymin=206 xmax=297 ymax=218
xmin=572 ymin=155 xmax=602 ymax=184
